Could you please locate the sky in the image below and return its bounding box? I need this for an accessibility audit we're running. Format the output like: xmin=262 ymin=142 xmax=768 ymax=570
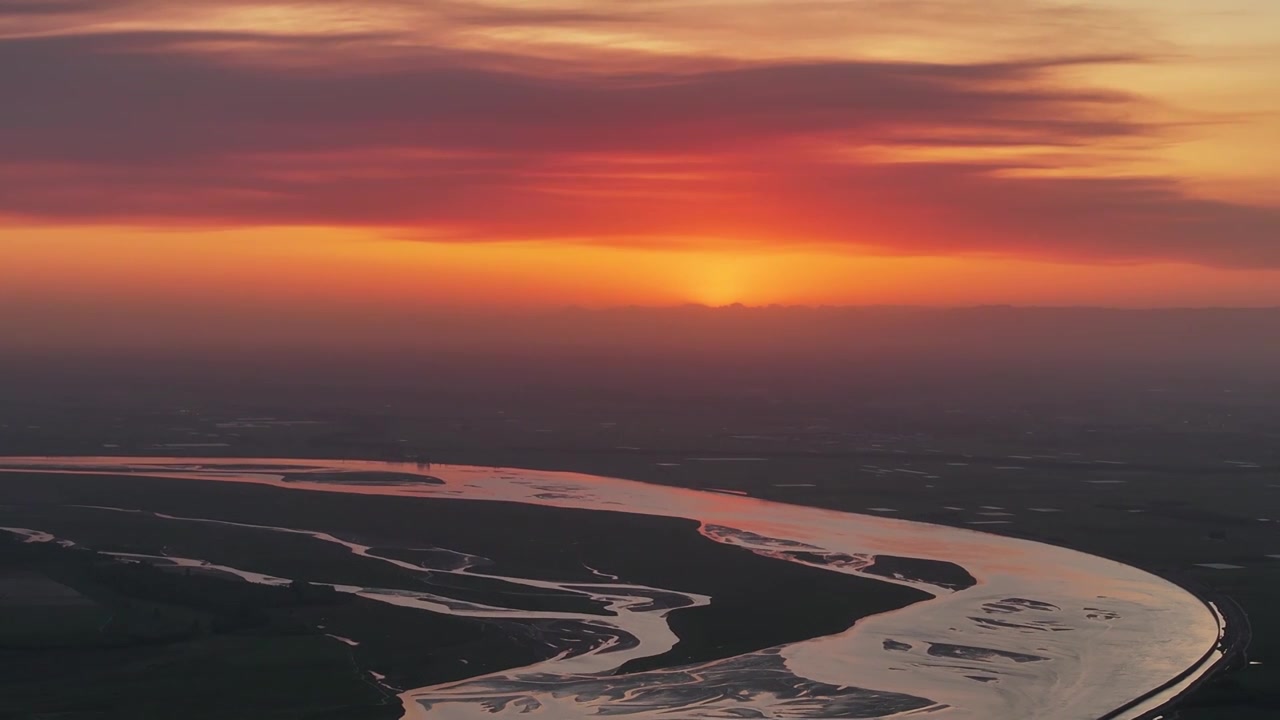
xmin=2 ymin=0 xmax=1279 ymax=318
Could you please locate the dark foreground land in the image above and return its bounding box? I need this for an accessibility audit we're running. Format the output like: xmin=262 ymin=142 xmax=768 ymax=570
xmin=0 ymin=448 xmax=1274 ymax=720
xmin=1 ymin=307 xmax=1278 ymax=718
xmin=0 ymin=471 xmax=926 ymax=719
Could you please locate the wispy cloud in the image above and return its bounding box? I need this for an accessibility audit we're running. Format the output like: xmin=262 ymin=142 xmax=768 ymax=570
xmin=1 ymin=1 xmax=1277 ymax=268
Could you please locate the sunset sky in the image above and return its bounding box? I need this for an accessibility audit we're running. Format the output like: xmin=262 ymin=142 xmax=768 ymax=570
xmin=3 ymin=0 xmax=1279 ymax=319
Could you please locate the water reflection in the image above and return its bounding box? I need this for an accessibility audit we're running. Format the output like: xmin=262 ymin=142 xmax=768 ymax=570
xmin=0 ymin=457 xmax=1223 ymax=719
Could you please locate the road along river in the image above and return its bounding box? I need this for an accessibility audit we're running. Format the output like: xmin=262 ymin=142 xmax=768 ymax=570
xmin=0 ymin=457 xmax=1225 ymax=719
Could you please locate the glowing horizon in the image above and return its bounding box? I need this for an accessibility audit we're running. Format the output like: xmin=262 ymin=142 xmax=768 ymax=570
xmin=2 ymin=0 xmax=1279 ymax=320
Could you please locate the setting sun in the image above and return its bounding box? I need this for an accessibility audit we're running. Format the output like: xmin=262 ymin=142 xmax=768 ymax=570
xmin=2 ymin=0 xmax=1279 ymax=324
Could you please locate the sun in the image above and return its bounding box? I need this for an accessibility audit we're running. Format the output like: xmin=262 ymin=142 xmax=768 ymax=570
xmin=686 ymin=260 xmax=748 ymax=307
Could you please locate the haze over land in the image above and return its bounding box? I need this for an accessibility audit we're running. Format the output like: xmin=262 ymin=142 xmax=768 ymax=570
xmin=2 ymin=306 xmax=1277 ymax=720
xmin=5 ymin=306 xmax=1280 ymax=392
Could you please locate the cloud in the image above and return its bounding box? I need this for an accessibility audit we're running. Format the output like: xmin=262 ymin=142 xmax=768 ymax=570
xmin=0 ymin=0 xmax=112 ymax=13
xmin=0 ymin=5 xmax=1277 ymax=268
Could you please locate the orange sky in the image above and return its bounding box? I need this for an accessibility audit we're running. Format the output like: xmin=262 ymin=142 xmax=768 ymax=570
xmin=2 ymin=0 xmax=1279 ymax=315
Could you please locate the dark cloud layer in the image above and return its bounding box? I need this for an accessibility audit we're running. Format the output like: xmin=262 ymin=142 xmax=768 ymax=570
xmin=1 ymin=8 xmax=1277 ymax=268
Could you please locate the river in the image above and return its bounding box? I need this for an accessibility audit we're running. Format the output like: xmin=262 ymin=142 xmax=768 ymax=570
xmin=0 ymin=456 xmax=1224 ymax=719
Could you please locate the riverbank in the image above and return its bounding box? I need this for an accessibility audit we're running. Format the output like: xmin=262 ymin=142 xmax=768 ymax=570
xmin=0 ymin=464 xmax=928 ymax=719
xmin=0 ymin=457 xmax=1228 ymax=720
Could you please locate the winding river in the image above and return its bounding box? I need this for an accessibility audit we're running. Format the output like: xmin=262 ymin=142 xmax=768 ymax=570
xmin=0 ymin=456 xmax=1224 ymax=719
